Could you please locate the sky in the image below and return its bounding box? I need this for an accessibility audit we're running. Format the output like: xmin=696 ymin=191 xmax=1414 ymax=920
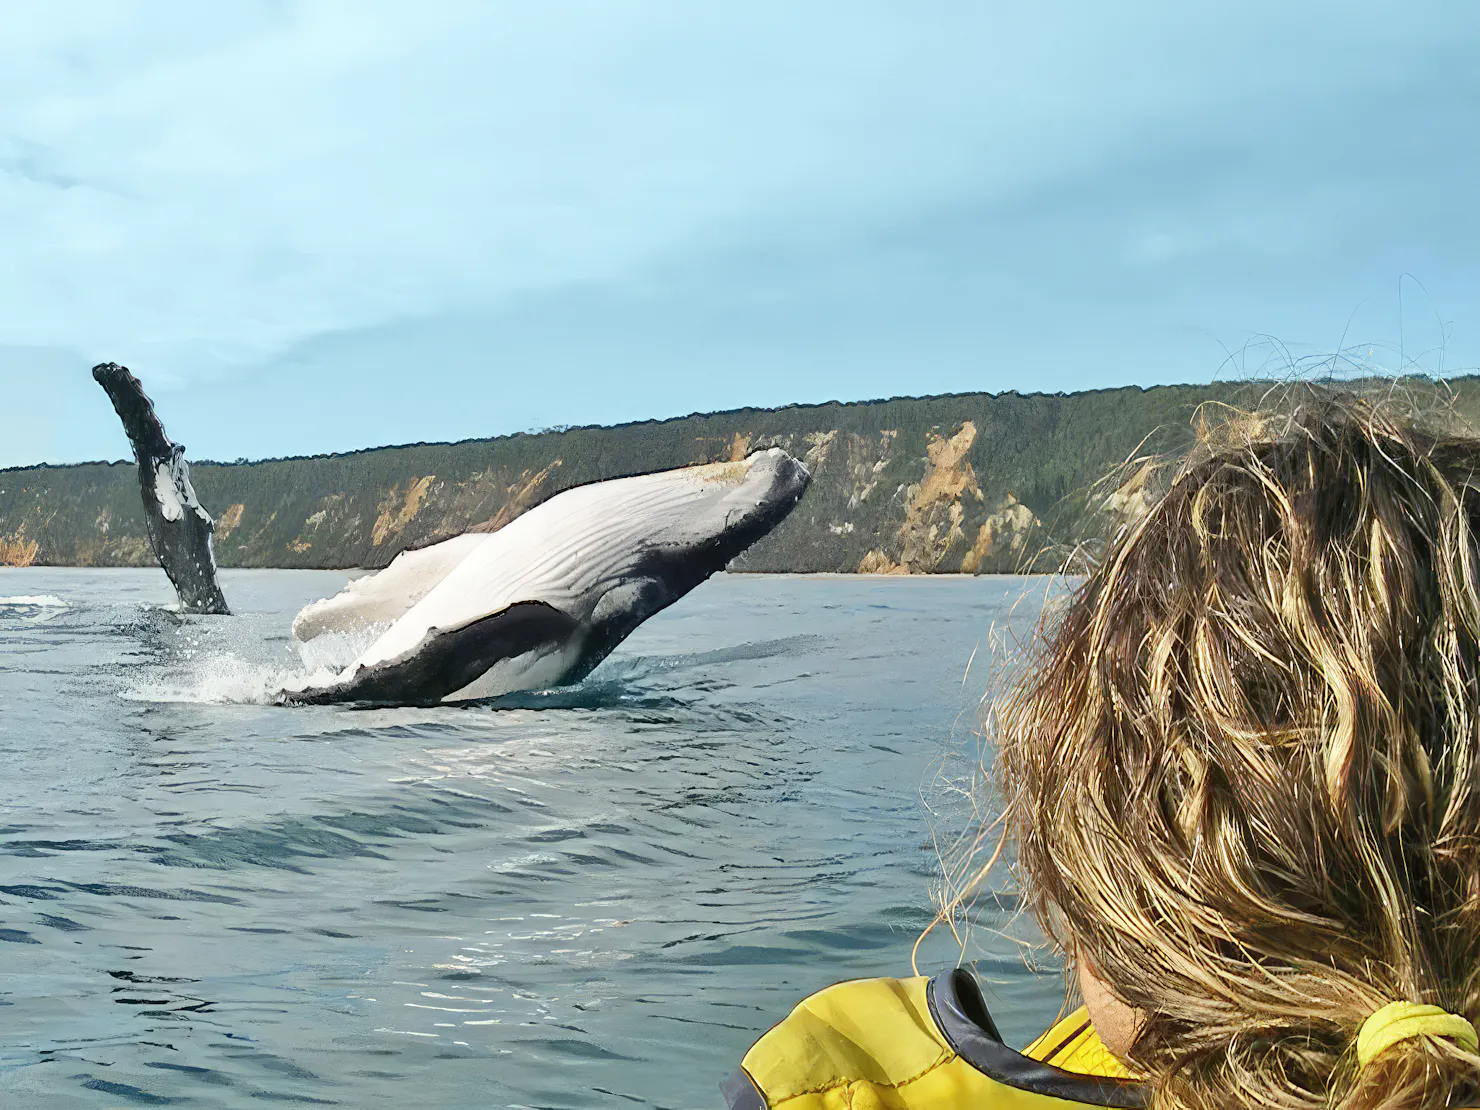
xmin=2 ymin=1 xmax=1479 ymax=467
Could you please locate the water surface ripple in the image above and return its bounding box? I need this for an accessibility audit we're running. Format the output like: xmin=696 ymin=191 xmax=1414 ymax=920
xmin=0 ymin=569 xmax=1061 ymax=1108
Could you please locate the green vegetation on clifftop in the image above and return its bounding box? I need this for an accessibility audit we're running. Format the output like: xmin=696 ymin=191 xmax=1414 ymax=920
xmin=5 ymin=379 xmax=1478 ymax=574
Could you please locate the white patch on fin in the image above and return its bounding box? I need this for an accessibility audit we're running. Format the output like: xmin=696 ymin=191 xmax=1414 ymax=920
xmin=153 ymin=454 xmax=214 ymax=525
xmin=153 ymin=463 xmax=184 ymax=521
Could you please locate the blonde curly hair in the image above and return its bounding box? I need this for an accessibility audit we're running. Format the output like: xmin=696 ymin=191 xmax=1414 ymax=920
xmin=998 ymin=386 xmax=1480 ymax=1110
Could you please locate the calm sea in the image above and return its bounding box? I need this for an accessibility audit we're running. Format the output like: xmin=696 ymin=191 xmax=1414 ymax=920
xmin=0 ymin=569 xmax=1067 ymax=1109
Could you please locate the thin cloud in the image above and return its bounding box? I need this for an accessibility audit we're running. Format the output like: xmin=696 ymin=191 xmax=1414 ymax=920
xmin=0 ymin=2 xmax=1476 ymax=465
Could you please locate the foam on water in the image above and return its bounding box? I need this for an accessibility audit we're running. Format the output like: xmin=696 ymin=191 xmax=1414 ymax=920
xmin=0 ymin=593 xmax=68 ymax=606
xmin=123 ymin=651 xmax=345 ymax=705
xmin=116 ymin=604 xmax=357 ymax=705
xmin=0 ymin=593 xmax=70 ymax=622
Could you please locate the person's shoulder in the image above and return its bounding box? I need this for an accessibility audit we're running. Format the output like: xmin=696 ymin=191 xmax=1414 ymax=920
xmin=722 ymin=971 xmax=1146 ymax=1110
xmin=722 ymin=975 xmax=953 ymax=1109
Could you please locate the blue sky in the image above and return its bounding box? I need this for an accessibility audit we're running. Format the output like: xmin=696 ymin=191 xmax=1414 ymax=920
xmin=2 ymin=1 xmax=1477 ymax=466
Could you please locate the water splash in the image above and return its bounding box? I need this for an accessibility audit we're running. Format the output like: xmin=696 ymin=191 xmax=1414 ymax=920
xmin=117 ymin=610 xmax=347 ymax=705
xmin=123 ymin=651 xmax=338 ymax=705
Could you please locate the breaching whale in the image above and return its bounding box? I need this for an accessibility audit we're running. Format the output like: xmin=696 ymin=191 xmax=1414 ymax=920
xmin=93 ymin=362 xmax=810 ymax=704
xmin=278 ymin=449 xmax=810 ymax=705
xmin=92 ymin=362 xmax=230 ymax=614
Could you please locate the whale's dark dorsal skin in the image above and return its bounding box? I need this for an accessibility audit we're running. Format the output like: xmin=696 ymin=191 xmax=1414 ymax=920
xmin=92 ymin=362 xmax=230 ymax=615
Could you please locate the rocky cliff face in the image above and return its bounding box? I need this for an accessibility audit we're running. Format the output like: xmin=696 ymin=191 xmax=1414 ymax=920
xmin=6 ymin=379 xmax=1476 ymax=573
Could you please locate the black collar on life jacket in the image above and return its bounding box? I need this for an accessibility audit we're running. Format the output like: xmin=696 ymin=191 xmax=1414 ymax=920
xmin=722 ymin=969 xmax=1150 ymax=1110
xmin=928 ymin=969 xmax=1147 ymax=1108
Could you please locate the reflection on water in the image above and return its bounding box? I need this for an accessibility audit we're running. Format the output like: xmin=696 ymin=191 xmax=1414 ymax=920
xmin=0 ymin=568 xmax=1063 ymax=1108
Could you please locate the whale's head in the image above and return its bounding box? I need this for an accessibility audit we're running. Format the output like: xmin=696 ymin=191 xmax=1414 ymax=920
xmin=573 ymin=447 xmax=811 ymax=654
xmin=651 ymin=447 xmax=811 ymax=550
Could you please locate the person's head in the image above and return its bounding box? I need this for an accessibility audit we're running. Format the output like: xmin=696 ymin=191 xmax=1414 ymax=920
xmin=998 ymin=388 xmax=1480 ymax=1110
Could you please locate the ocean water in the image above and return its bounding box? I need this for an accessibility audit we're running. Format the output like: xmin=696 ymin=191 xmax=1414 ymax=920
xmin=0 ymin=569 xmax=1067 ymax=1109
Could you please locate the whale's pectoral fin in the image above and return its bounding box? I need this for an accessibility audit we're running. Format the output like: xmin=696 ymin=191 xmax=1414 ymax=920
xmin=281 ymin=600 xmax=582 ymax=707
xmin=92 ymin=362 xmax=230 ymax=616
xmin=290 ymin=533 xmax=491 ymax=644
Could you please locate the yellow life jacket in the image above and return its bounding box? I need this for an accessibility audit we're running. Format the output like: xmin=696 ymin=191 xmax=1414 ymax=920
xmin=722 ymin=970 xmax=1146 ymax=1110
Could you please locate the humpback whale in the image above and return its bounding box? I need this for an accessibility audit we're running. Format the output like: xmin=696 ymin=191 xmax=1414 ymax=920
xmin=93 ymin=362 xmax=810 ymax=704
xmin=278 ymin=449 xmax=810 ymax=705
xmin=92 ymin=362 xmax=230 ymax=615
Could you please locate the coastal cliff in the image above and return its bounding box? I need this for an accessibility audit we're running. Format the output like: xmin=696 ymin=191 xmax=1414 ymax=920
xmin=4 ymin=379 xmax=1475 ymax=574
